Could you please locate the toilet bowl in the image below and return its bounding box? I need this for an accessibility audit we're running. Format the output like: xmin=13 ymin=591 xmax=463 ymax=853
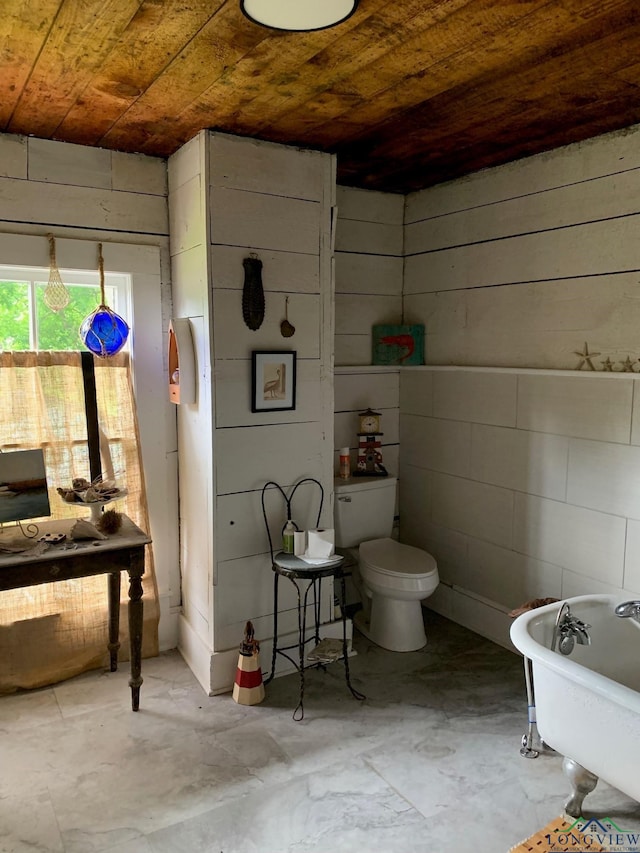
xmin=334 ymin=476 xmax=439 ymax=652
xmin=356 ymin=537 xmax=439 ymax=652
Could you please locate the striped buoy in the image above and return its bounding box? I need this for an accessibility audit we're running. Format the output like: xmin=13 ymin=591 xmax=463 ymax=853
xmin=232 ymin=621 xmax=265 ymax=705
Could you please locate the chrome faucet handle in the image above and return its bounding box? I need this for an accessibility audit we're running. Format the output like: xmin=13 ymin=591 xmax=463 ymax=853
xmin=615 ymin=600 xmax=640 ymax=620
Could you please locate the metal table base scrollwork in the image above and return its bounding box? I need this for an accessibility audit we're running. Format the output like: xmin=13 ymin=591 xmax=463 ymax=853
xmin=264 ymin=551 xmax=365 ymax=720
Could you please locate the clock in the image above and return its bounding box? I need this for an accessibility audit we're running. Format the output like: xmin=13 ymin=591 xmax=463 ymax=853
xmin=358 ymin=408 xmax=382 ymax=435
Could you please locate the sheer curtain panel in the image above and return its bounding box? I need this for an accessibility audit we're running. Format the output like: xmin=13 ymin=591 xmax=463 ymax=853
xmin=0 ymin=351 xmax=159 ymax=692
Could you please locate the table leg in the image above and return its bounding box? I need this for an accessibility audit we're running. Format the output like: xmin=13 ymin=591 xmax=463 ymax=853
xmin=340 ymin=573 xmax=365 ymax=702
xmin=107 ymin=571 xmax=121 ymax=672
xmin=127 ymin=572 xmax=144 ymax=711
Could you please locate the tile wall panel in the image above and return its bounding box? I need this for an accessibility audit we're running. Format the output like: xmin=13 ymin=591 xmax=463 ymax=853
xmin=431 ymin=472 xmax=514 ymax=549
xmin=567 ymin=439 xmax=640 ymax=519
xmin=401 ymin=415 xmax=471 ymax=478
xmin=513 ymin=492 xmax=625 ymax=585
xmin=470 ymin=424 xmax=568 ymax=501
xmin=516 ymin=374 xmax=633 ymax=442
xmin=432 ymin=370 xmax=517 ymax=426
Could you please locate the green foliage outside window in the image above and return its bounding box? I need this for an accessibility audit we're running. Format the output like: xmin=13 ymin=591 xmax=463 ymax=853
xmin=0 ymin=281 xmax=105 ymax=350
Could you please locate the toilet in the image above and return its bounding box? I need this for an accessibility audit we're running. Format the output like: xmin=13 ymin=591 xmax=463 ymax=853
xmin=334 ymin=476 xmax=439 ymax=652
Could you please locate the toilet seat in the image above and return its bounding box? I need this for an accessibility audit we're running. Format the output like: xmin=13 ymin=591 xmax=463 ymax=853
xmin=359 ymin=537 xmax=437 ymax=579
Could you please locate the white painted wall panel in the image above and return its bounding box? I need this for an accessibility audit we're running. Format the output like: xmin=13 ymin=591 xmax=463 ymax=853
xmin=335 ymin=293 xmax=402 ymax=335
xmin=210 ymin=245 xmax=319 ymax=293
xmin=0 ymin=133 xmax=27 ymax=178
xmin=624 ymin=519 xmax=640 ymax=594
xmin=210 ymin=187 xmax=320 ymax=255
xmin=111 ymin=151 xmax=167 ymax=196
xmin=336 ymin=186 xmax=404 ymax=224
xmin=567 ymin=439 xmax=640 ymax=519
xmin=210 ymin=132 xmax=324 ymax=201
xmin=470 ymin=424 xmax=568 ymax=502
xmin=334 ymin=371 xmax=399 ymax=412
xmin=432 ymin=370 xmax=517 ymax=426
xmin=335 ymin=252 xmax=403 ymax=296
xmin=214 ymin=359 xmax=322 ymax=428
xmin=405 ymin=123 xmax=640 ymax=223
xmin=513 ymin=492 xmax=625 ymax=586
xmin=400 ymin=370 xmax=432 ymax=417
xmin=431 ymin=471 xmax=514 ymax=549
xmin=335 ymin=219 xmax=403 ymax=256
xmin=406 ymin=169 xmax=640 ymax=254
xmin=401 ymin=415 xmax=471 ymax=479
xmin=516 ymin=374 xmax=633 ymax=443
xmin=335 ymin=335 xmax=370 ymax=366
xmin=28 ymin=137 xmax=112 ymax=188
xmin=212 ymin=290 xmax=320 ymax=359
xmin=405 ymin=215 xmax=640 ymax=295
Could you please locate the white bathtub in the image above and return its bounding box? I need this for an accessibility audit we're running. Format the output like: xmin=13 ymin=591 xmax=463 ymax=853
xmin=510 ymin=594 xmax=640 ymax=811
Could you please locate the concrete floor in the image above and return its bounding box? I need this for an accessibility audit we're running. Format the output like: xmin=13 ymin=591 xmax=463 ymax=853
xmin=1 ymin=611 xmax=639 ymax=852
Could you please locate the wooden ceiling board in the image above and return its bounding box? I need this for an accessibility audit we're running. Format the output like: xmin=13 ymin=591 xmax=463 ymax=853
xmin=2 ymin=0 xmax=640 ymax=192
xmin=8 ymin=0 xmax=144 ymax=138
xmin=55 ymin=0 xmax=229 ymax=146
xmin=0 ymin=0 xmax=64 ymax=128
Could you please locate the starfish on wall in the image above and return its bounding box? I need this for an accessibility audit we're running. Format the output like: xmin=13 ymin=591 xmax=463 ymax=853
xmin=574 ymin=342 xmax=600 ymax=370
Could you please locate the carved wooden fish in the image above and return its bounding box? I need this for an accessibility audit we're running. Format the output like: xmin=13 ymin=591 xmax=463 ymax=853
xmin=242 ymin=256 xmax=265 ymax=331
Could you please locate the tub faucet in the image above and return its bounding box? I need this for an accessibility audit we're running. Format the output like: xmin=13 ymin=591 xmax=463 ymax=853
xmin=552 ymin=602 xmax=591 ymax=655
xmin=614 ymin=600 xmax=640 ymax=622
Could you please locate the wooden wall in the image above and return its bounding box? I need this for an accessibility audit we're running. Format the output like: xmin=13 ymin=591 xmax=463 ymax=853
xmin=0 ymin=133 xmax=179 ymax=652
xmin=404 ymin=123 xmax=640 ymax=370
xmin=170 ymin=132 xmax=336 ymax=694
xmin=334 ymin=187 xmax=403 ymax=478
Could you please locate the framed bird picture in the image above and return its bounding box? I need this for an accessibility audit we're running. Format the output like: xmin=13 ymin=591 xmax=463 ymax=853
xmin=251 ymin=351 xmax=297 ymax=412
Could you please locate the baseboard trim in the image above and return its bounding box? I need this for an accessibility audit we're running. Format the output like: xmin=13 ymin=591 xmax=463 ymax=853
xmin=424 ymin=582 xmax=515 ymax=652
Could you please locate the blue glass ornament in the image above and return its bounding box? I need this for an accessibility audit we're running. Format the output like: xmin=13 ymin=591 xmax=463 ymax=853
xmin=80 ymin=306 xmax=129 ymax=358
xmin=79 ymin=243 xmax=130 ymax=358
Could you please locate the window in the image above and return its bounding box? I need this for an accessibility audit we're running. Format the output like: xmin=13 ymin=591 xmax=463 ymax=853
xmin=0 ymin=265 xmax=130 ymax=351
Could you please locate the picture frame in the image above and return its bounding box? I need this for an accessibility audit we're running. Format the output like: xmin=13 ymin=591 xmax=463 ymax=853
xmin=251 ymin=351 xmax=297 ymax=413
xmin=0 ymin=449 xmax=51 ymax=524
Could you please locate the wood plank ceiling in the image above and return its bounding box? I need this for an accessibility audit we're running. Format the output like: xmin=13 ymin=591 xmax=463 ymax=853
xmin=2 ymin=0 xmax=640 ymax=193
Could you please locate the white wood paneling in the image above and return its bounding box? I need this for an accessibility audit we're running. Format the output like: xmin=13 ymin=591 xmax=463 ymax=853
xmin=212 ymin=290 xmax=320 ymax=359
xmin=210 ymin=244 xmax=319 ymax=293
xmin=406 ymin=169 xmax=640 ymax=254
xmin=334 ymin=370 xmax=399 ymax=412
xmin=216 ymin=418 xmax=325 ymax=496
xmin=169 ymin=174 xmax=205 ymax=255
xmin=168 ymin=134 xmax=203 ymax=194
xmin=335 ymin=293 xmax=402 ymax=335
xmin=214 ymin=359 xmax=322 ymax=428
xmin=335 ymin=252 xmax=403 ymax=295
xmin=405 ymin=215 xmax=640 ymax=295
xmin=516 ymin=374 xmax=633 ymax=442
xmin=0 ymin=175 xmax=168 ymax=234
xmin=209 ymin=187 xmax=320 ymax=254
xmin=405 ymin=123 xmax=640 ymax=223
xmin=335 ymin=219 xmax=403 ymax=256
xmin=170 ymin=246 xmax=208 ymax=319
xmin=432 ymin=370 xmax=517 ymax=426
xmin=28 ymin=137 xmax=112 ymax=188
xmin=335 ymin=334 xmax=372 ymax=366
xmin=111 ymin=151 xmax=167 ymax=196
xmin=337 ymin=186 xmax=404 ymax=224
xmin=513 ymin=492 xmax=625 ymax=586
xmin=0 ymin=133 xmax=27 ymax=178
xmin=209 ymin=132 xmax=325 ymax=201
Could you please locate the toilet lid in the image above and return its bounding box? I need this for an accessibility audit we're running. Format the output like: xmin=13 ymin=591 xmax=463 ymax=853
xmin=359 ymin=538 xmax=438 ymax=579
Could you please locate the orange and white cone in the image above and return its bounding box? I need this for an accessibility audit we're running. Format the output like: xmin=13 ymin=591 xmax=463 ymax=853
xmin=232 ymin=621 xmax=265 ymax=705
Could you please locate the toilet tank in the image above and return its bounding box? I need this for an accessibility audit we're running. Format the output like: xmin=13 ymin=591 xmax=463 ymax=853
xmin=334 ymin=476 xmax=397 ymax=548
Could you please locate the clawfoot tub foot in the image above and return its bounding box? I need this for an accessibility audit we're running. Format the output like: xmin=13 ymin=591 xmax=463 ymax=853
xmin=563 ymin=756 xmax=599 ymax=817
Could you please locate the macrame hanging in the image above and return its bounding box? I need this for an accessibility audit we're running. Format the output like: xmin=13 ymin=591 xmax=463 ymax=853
xmin=79 ymin=243 xmax=129 ymax=358
xmin=43 ymin=234 xmax=70 ymax=312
